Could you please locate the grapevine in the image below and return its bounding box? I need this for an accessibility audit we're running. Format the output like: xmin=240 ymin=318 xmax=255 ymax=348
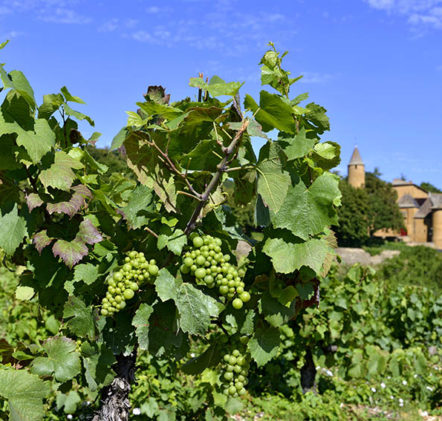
xmin=0 ymin=40 xmax=342 ymax=421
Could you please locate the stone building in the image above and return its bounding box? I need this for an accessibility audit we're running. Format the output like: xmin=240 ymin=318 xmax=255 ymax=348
xmin=347 ymin=147 xmax=442 ymax=249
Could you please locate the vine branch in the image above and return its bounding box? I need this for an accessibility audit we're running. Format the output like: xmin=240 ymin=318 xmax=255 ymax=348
xmin=184 ymin=118 xmax=249 ymax=234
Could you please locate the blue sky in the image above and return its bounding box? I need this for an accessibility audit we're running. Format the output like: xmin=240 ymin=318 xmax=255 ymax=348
xmin=1 ymin=0 xmax=441 ymax=186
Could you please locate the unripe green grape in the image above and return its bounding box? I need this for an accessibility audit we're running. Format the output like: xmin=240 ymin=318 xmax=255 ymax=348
xmin=190 ymin=264 xmax=197 ymax=272
xmin=130 ymin=282 xmax=138 ymax=291
xmin=117 ymin=301 xmax=126 ymax=310
xmin=235 ymin=382 xmax=243 ymax=390
xmin=123 ymin=263 xmax=131 ymax=272
xmin=226 ymin=365 xmax=234 ymax=372
xmin=193 ymin=236 xmax=204 ymax=248
xmin=204 ymin=275 xmax=214 ymax=284
xmin=232 ymin=350 xmax=240 ymax=357
xmin=184 ymin=257 xmax=193 ymax=267
xmin=181 ymin=264 xmax=190 ymax=274
xmin=195 ymin=268 xmax=206 ymax=279
xmin=240 ymin=291 xmax=251 ymax=303
xmin=229 ymin=386 xmax=236 ymax=396
xmin=239 ymin=388 xmax=246 ymax=396
xmin=224 ymin=372 xmax=233 ymax=381
xmin=229 ymin=356 xmax=237 ymax=365
xmin=219 ymin=286 xmax=229 ymax=295
xmin=147 ymin=265 xmax=157 ymax=276
xmin=237 ymin=286 xmax=244 ymax=294
xmin=101 ymin=309 xmax=109 ymax=316
xmin=196 ymin=255 xmax=205 ymax=266
xmin=124 ymin=289 xmax=135 ymax=300
xmin=233 ymin=365 xmax=242 ymax=373
xmin=109 ymin=286 xmax=116 ymax=294
xmin=224 ymin=354 xmax=231 ymax=363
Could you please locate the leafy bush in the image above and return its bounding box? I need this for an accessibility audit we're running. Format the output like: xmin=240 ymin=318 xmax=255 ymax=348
xmin=377 ymin=245 xmax=442 ymax=293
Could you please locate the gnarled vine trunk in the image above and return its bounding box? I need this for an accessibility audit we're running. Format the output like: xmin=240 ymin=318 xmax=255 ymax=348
xmin=93 ymin=352 xmax=137 ymax=421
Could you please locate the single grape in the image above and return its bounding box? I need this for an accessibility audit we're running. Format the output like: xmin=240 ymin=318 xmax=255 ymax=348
xmin=240 ymin=291 xmax=251 ymax=303
xmin=123 ymin=289 xmax=135 ymax=300
xmin=193 ymin=236 xmax=204 ymax=248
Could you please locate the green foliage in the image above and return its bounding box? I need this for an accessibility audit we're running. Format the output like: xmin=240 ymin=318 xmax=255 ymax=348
xmin=365 ymin=171 xmax=404 ymax=235
xmin=376 ymin=244 xmax=442 ymax=294
xmin=334 ymin=179 xmax=370 ymax=246
xmin=0 ymin=41 xmax=343 ymax=420
xmin=335 ymin=172 xmax=404 ymax=246
xmin=420 ymin=181 xmax=441 ymax=193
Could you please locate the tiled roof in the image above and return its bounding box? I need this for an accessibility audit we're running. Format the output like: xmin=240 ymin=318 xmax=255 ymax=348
xmin=415 ymin=198 xmax=432 ymax=218
xmin=430 ymin=192 xmax=442 ymax=209
xmin=349 ymin=147 xmax=363 ymax=165
xmin=398 ymin=194 xmax=418 ymax=208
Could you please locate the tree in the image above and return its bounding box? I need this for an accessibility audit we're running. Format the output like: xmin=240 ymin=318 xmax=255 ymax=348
xmin=334 ymin=180 xmax=370 ymax=246
xmin=365 ymin=171 xmax=404 ymax=236
xmin=335 ymin=171 xmax=404 ymax=246
xmin=0 ymin=40 xmax=342 ymax=420
xmin=420 ymin=182 xmax=441 ymax=193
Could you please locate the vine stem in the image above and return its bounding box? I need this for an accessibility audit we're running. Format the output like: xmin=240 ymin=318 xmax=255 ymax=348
xmin=184 ymin=118 xmax=249 ymax=235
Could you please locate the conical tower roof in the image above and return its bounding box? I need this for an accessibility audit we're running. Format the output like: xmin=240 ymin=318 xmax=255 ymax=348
xmin=349 ymin=147 xmax=364 ymax=165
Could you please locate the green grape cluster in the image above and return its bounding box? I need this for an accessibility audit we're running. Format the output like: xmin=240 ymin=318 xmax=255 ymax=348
xmin=220 ymin=348 xmax=249 ymax=397
xmin=100 ymin=250 xmax=159 ymax=316
xmin=180 ymin=235 xmax=251 ymax=309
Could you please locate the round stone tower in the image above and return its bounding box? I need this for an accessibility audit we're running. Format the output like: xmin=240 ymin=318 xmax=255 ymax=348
xmin=432 ymin=209 xmax=442 ymax=249
xmin=348 ymin=147 xmax=365 ymax=188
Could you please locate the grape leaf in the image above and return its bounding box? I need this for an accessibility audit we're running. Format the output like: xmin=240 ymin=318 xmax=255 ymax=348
xmin=189 ymin=75 xmax=244 ymax=97
xmin=244 ymin=91 xmax=297 ymax=134
xmin=259 ymin=292 xmax=297 ymax=327
xmin=82 ymin=343 xmax=115 ymax=391
xmin=155 ymin=270 xmax=219 ymax=336
xmin=56 ymin=391 xmax=81 ymax=414
xmin=31 ymin=336 xmax=81 ymax=382
xmin=26 ymin=193 xmax=44 ymax=212
xmin=312 ymin=141 xmax=341 ymax=170
xmin=33 ymin=230 xmax=53 ymax=254
xmin=38 ymin=93 xmax=64 ymax=119
xmin=248 ymin=326 xmax=280 ymax=366
xmin=120 ymin=184 xmax=155 ymax=229
xmin=63 ymin=103 xmax=94 ymax=126
xmin=263 ymin=234 xmax=330 ymax=274
xmin=61 ymin=86 xmax=85 ymax=104
xmin=157 ymin=228 xmax=187 ymax=255
xmin=63 ymin=296 xmax=95 ymax=340
xmin=273 ymin=173 xmax=341 ymax=240
xmin=52 ymin=239 xmax=88 ymax=268
xmin=15 ymin=286 xmax=35 ymax=301
xmin=155 ymin=268 xmax=180 ymax=302
xmin=132 ymin=304 xmax=154 ymax=350
xmin=278 ymin=127 xmax=315 ymax=161
xmin=46 ymin=184 xmax=92 ymax=217
xmin=256 ymin=142 xmax=291 ymax=213
xmin=175 ymin=283 xmax=219 ymax=336
xmin=0 ymin=69 xmax=36 ymax=109
xmin=0 ymin=368 xmax=51 ymax=421
xmin=0 ymin=204 xmax=27 ymax=255
xmin=182 ymin=342 xmax=221 ymax=374
xmin=39 ymin=151 xmax=84 ymax=192
xmin=0 ymin=110 xmax=55 ymax=164
xmin=76 ymin=218 xmax=103 ymax=245
xmin=52 ymin=218 xmax=102 ymax=267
